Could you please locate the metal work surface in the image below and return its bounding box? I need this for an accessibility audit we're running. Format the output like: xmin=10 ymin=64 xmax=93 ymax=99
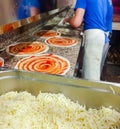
xmin=0 ymin=70 xmax=120 ymax=111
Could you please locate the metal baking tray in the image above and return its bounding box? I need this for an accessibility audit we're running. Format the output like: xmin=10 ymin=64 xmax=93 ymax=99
xmin=0 ymin=70 xmax=120 ymax=111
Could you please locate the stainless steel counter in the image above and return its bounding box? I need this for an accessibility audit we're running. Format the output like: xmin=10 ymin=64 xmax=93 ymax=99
xmin=112 ymin=14 xmax=120 ymax=30
xmin=112 ymin=22 xmax=120 ymax=30
xmin=0 ymin=70 xmax=120 ymax=111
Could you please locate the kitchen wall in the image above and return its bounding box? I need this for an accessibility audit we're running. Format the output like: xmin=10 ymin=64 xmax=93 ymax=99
xmin=0 ymin=0 xmax=17 ymax=25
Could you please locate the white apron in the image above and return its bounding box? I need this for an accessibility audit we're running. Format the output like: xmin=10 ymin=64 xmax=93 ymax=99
xmin=82 ymin=29 xmax=109 ymax=81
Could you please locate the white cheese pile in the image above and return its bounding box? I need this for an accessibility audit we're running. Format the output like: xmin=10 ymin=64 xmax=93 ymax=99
xmin=0 ymin=91 xmax=120 ymax=129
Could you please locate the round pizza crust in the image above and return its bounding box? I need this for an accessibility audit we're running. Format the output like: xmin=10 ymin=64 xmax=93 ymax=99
xmin=57 ymin=28 xmax=70 ymax=34
xmin=45 ymin=36 xmax=78 ymax=47
xmin=0 ymin=57 xmax=4 ymax=67
xmin=15 ymin=54 xmax=70 ymax=75
xmin=33 ymin=30 xmax=61 ymax=38
xmin=6 ymin=41 xmax=49 ymax=56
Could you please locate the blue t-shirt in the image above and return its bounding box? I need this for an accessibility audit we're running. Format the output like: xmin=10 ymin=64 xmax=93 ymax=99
xmin=17 ymin=0 xmax=42 ymax=19
xmin=75 ymin=0 xmax=113 ymax=33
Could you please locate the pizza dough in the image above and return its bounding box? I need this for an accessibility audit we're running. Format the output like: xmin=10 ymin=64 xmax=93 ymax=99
xmin=34 ymin=30 xmax=60 ymax=38
xmin=0 ymin=57 xmax=4 ymax=67
xmin=6 ymin=41 xmax=49 ymax=56
xmin=57 ymin=28 xmax=70 ymax=34
xmin=45 ymin=36 xmax=78 ymax=47
xmin=15 ymin=54 xmax=70 ymax=75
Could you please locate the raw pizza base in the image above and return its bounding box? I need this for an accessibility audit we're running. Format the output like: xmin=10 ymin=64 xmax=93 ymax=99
xmin=45 ymin=36 xmax=78 ymax=47
xmin=33 ymin=30 xmax=61 ymax=38
xmin=57 ymin=28 xmax=70 ymax=34
xmin=15 ymin=54 xmax=70 ymax=75
xmin=6 ymin=41 xmax=49 ymax=56
xmin=0 ymin=57 xmax=4 ymax=67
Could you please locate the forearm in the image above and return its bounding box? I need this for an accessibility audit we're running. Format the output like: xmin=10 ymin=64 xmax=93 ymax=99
xmin=65 ymin=16 xmax=83 ymax=28
xmin=30 ymin=7 xmax=40 ymax=16
xmin=63 ymin=8 xmax=85 ymax=28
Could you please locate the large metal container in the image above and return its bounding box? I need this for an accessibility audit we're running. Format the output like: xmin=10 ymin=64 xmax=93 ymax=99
xmin=0 ymin=70 xmax=120 ymax=112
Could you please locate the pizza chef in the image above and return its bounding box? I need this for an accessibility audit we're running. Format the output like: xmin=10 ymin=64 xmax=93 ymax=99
xmin=63 ymin=0 xmax=113 ymax=81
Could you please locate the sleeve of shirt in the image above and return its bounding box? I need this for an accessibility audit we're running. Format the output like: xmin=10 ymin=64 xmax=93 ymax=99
xmin=29 ymin=0 xmax=40 ymax=8
xmin=106 ymin=0 xmax=113 ymax=33
xmin=74 ymin=0 xmax=87 ymax=10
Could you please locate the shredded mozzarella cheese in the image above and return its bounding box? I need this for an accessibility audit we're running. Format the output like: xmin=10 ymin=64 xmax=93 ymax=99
xmin=0 ymin=91 xmax=120 ymax=129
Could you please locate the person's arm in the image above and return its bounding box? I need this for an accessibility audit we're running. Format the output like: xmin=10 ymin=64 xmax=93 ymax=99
xmin=30 ymin=7 xmax=40 ymax=16
xmin=29 ymin=0 xmax=41 ymax=16
xmin=63 ymin=8 xmax=85 ymax=28
xmin=106 ymin=0 xmax=113 ymax=33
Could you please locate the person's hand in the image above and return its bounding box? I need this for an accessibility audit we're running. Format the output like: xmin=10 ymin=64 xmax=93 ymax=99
xmin=63 ymin=17 xmax=70 ymax=24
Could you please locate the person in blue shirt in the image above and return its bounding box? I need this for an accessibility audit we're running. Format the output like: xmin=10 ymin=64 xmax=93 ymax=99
xmin=17 ymin=0 xmax=43 ymax=19
xmin=63 ymin=0 xmax=113 ymax=81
